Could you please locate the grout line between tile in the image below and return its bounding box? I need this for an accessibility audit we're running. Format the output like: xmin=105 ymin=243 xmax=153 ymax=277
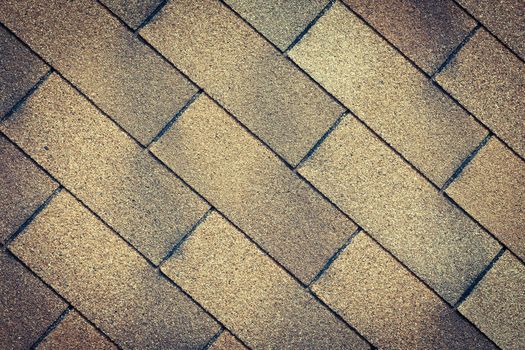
xmin=30 ymin=305 xmax=73 ymax=350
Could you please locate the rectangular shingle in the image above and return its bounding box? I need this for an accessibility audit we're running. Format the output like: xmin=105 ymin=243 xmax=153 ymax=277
xmin=311 ymin=233 xmax=496 ymax=349
xmin=140 ymin=0 xmax=344 ymax=165
xmin=37 ymin=310 xmax=117 ymax=350
xmin=0 ymin=0 xmax=196 ymax=145
xmin=0 ymin=250 xmax=67 ymax=350
xmin=0 ymin=135 xmax=58 ymax=243
xmin=435 ymin=29 xmax=525 ymax=158
xmin=150 ymin=94 xmax=357 ymax=283
xmin=161 ymin=211 xmax=369 ymax=349
xmin=298 ymin=114 xmax=501 ymax=303
xmin=458 ymin=251 xmax=525 ymax=349
xmin=9 ymin=191 xmax=219 ymax=349
xmin=457 ymin=0 xmax=525 ymax=59
xmin=288 ymin=2 xmax=486 ymax=186
xmin=0 ymin=73 xmax=209 ymax=264
xmin=341 ymin=0 xmax=476 ymax=73
xmin=446 ymin=138 xmax=525 ymax=260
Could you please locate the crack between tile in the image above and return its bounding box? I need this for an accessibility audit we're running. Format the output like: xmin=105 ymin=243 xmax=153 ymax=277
xmin=134 ymin=0 xmax=169 ymax=32
xmin=201 ymin=327 xmax=224 ymax=350
xmin=30 ymin=305 xmax=73 ymax=350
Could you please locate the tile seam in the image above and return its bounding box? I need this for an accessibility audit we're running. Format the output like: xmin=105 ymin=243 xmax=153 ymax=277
xmin=201 ymin=327 xmax=224 ymax=350
xmin=29 ymin=305 xmax=73 ymax=350
xmin=134 ymin=0 xmax=169 ymax=32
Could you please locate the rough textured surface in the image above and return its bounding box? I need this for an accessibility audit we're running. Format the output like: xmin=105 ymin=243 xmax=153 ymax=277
xmin=342 ymin=0 xmax=476 ymax=73
xmin=435 ymin=29 xmax=525 ymax=158
xmin=289 ymin=3 xmax=486 ymax=186
xmin=151 ymin=95 xmax=356 ymax=283
xmin=459 ymin=251 xmax=525 ymax=349
xmin=0 ymin=26 xmax=48 ymax=117
xmin=141 ymin=0 xmax=344 ymax=165
xmin=224 ymin=0 xmax=328 ymax=50
xmin=299 ymin=115 xmax=501 ymax=303
xmin=162 ymin=212 xmax=369 ymax=349
xmin=37 ymin=310 xmax=117 ymax=350
xmin=208 ymin=331 xmax=247 ymax=350
xmin=312 ymin=233 xmax=496 ymax=350
xmin=458 ymin=0 xmax=525 ymax=59
xmin=0 ymin=135 xmax=58 ymax=243
xmin=446 ymin=138 xmax=525 ymax=260
xmin=0 ymin=250 xmax=67 ymax=350
xmin=1 ymin=74 xmax=209 ymax=264
xmin=0 ymin=0 xmax=196 ymax=144
xmin=100 ymin=0 xmax=163 ymax=29
xmin=9 ymin=191 xmax=219 ymax=349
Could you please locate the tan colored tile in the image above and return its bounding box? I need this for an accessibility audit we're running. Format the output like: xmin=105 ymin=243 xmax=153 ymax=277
xmin=141 ymin=0 xmax=344 ymax=165
xmin=0 ymin=250 xmax=67 ymax=350
xmin=446 ymin=138 xmax=525 ymax=260
xmin=289 ymin=3 xmax=486 ymax=186
xmin=459 ymin=251 xmax=525 ymax=349
xmin=458 ymin=0 xmax=525 ymax=58
xmin=9 ymin=191 xmax=219 ymax=349
xmin=37 ymin=311 xmax=117 ymax=350
xmin=435 ymin=29 xmax=525 ymax=158
xmin=298 ymin=115 xmax=501 ymax=303
xmin=151 ymin=95 xmax=356 ymax=283
xmin=100 ymin=0 xmax=162 ymax=29
xmin=0 ymin=26 xmax=48 ymax=117
xmin=224 ymin=0 xmax=328 ymax=50
xmin=208 ymin=331 xmax=247 ymax=350
xmin=342 ymin=0 xmax=476 ymax=73
xmin=0 ymin=0 xmax=196 ymax=145
xmin=312 ymin=233 xmax=496 ymax=349
xmin=161 ymin=212 xmax=369 ymax=349
xmin=1 ymin=74 xmax=209 ymax=264
xmin=0 ymin=135 xmax=58 ymax=243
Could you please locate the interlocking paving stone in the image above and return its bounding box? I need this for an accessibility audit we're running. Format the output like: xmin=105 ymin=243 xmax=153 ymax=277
xmin=311 ymin=233 xmax=496 ymax=350
xmin=0 ymin=135 xmax=58 ymax=243
xmin=0 ymin=26 xmax=48 ymax=117
xmin=341 ymin=0 xmax=476 ymax=73
xmin=9 ymin=191 xmax=219 ymax=350
xmin=0 ymin=0 xmax=197 ymax=145
xmin=161 ymin=211 xmax=369 ymax=349
xmin=0 ymin=250 xmax=67 ymax=350
xmin=298 ymin=115 xmax=501 ymax=303
xmin=223 ymin=0 xmax=329 ymax=50
xmin=435 ymin=29 xmax=525 ymax=158
xmin=37 ymin=310 xmax=117 ymax=350
xmin=208 ymin=331 xmax=247 ymax=350
xmin=457 ymin=0 xmax=525 ymax=59
xmin=100 ymin=0 xmax=163 ymax=29
xmin=0 ymin=74 xmax=209 ymax=264
xmin=446 ymin=138 xmax=525 ymax=260
xmin=151 ymin=95 xmax=357 ymax=283
xmin=288 ymin=2 xmax=487 ymax=186
xmin=140 ymin=0 xmax=344 ymax=165
xmin=458 ymin=251 xmax=525 ymax=349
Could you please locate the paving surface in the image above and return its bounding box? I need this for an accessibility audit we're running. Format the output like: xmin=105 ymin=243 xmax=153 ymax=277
xmin=0 ymin=1 xmax=523 ymax=349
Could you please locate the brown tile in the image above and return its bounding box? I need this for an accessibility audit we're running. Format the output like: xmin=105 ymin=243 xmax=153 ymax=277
xmin=459 ymin=251 xmax=525 ymax=349
xmin=289 ymin=3 xmax=486 ymax=186
xmin=151 ymin=95 xmax=357 ymax=283
xmin=435 ymin=29 xmax=525 ymax=158
xmin=37 ymin=310 xmax=117 ymax=350
xmin=0 ymin=250 xmax=67 ymax=350
xmin=458 ymin=0 xmax=525 ymax=58
xmin=100 ymin=0 xmax=162 ymax=29
xmin=223 ymin=0 xmax=328 ymax=50
xmin=0 ymin=134 xmax=58 ymax=243
xmin=0 ymin=0 xmax=196 ymax=145
xmin=342 ymin=0 xmax=476 ymax=73
xmin=208 ymin=331 xmax=247 ymax=350
xmin=0 ymin=26 xmax=48 ymax=117
xmin=446 ymin=138 xmax=525 ymax=260
xmin=140 ymin=0 xmax=344 ymax=165
xmin=298 ymin=115 xmax=501 ymax=303
xmin=311 ymin=233 xmax=496 ymax=349
xmin=0 ymin=74 xmax=209 ymax=264
xmin=161 ymin=212 xmax=369 ymax=349
xmin=9 ymin=191 xmax=219 ymax=349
